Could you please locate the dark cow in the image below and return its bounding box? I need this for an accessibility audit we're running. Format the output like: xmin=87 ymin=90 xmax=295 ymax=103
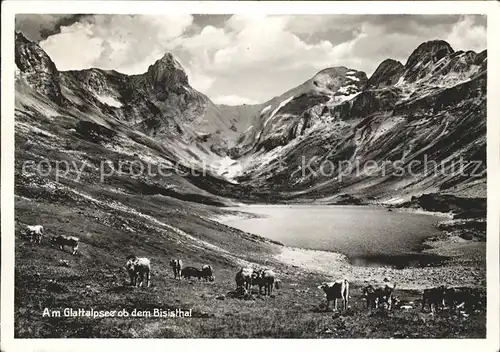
xmin=421 ymin=286 xmax=447 ymax=313
xmin=318 ymin=279 xmax=349 ymax=311
xmin=444 ymin=287 xmax=483 ymax=312
xmin=201 ymin=264 xmax=215 ymax=282
xmin=181 ymin=266 xmax=202 ymax=280
xmin=126 ymin=255 xmax=151 ymax=287
xmin=362 ymin=279 xmax=397 ymax=311
xmin=379 ymin=279 xmax=397 ymax=311
xmin=361 ymin=285 xmax=379 ymax=310
xmin=235 ymin=267 xmax=254 ymax=292
xmin=51 ymin=235 xmax=79 ymax=255
xmin=169 ymin=259 xmax=183 ymax=280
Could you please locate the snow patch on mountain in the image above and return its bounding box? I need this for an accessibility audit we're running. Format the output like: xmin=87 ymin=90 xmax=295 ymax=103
xmin=261 ymin=105 xmax=272 ymax=114
xmin=214 ymin=156 xmax=243 ymax=183
xmin=342 ymin=91 xmax=362 ymax=102
xmin=264 ymin=95 xmax=295 ymax=127
xmin=337 ymin=85 xmax=358 ymax=95
xmin=395 ymin=76 xmax=406 ymax=86
xmin=95 ymin=94 xmax=123 ymax=108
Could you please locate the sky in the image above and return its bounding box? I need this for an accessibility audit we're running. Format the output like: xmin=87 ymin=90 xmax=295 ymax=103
xmin=16 ymin=14 xmax=486 ymax=105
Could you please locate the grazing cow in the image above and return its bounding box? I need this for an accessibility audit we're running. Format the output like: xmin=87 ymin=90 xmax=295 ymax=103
xmin=361 ymin=285 xmax=379 ymax=310
xmin=444 ymin=287 xmax=481 ymax=312
xmin=26 ymin=225 xmax=44 ymax=244
xmin=362 ymin=280 xmax=397 ymax=311
xmin=253 ymin=269 xmax=275 ymax=295
xmin=318 ymin=279 xmax=349 ymax=311
xmin=421 ymin=286 xmax=447 ymax=313
xmin=201 ymin=265 xmax=215 ymax=282
xmin=379 ymin=278 xmax=397 ymax=311
xmin=51 ymin=235 xmax=79 ymax=255
xmin=125 ymin=256 xmax=151 ymax=288
xmin=169 ymin=259 xmax=183 ymax=280
xmin=181 ymin=266 xmax=202 ymax=280
xmin=274 ymin=278 xmax=282 ymax=290
xmin=235 ymin=267 xmax=254 ymax=292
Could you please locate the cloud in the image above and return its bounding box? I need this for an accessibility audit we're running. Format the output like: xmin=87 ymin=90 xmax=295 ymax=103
xmin=182 ymin=64 xmax=216 ymax=93
xmin=446 ymin=16 xmax=487 ymax=53
xmin=39 ymin=22 xmax=104 ymax=71
xmin=38 ymin=15 xmax=193 ymax=73
xmin=212 ymin=95 xmax=260 ymax=106
xmin=15 ymin=14 xmax=85 ymax=42
xmin=16 ymin=14 xmax=486 ymax=104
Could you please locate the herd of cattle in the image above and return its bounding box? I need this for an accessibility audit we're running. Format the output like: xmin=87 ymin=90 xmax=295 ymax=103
xmin=22 ymin=224 xmax=486 ymax=314
xmin=125 ymin=256 xmax=279 ymax=296
xmin=24 ymin=225 xmax=80 ymax=255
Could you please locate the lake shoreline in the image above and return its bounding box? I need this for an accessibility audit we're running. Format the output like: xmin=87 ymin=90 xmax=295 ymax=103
xmin=216 ymin=202 xmax=455 ymax=219
xmin=273 ymin=245 xmax=485 ymax=290
xmin=268 ymin=204 xmax=485 ymax=289
xmin=212 ymin=203 xmax=484 ymax=280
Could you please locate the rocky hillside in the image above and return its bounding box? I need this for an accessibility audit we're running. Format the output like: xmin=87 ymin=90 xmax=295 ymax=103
xmin=228 ymin=40 xmax=487 ymax=203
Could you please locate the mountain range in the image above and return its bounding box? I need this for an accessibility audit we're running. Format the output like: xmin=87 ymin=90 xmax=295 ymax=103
xmin=13 ymin=29 xmax=489 ymax=339
xmin=14 ymin=32 xmax=486 ymax=205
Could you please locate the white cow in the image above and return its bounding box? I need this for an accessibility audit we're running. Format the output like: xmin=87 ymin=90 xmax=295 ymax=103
xmin=169 ymin=259 xmax=183 ymax=280
xmin=126 ymin=256 xmax=151 ymax=288
xmin=26 ymin=225 xmax=44 ymax=244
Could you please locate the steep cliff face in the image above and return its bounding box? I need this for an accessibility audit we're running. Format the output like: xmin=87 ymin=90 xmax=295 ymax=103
xmin=366 ymin=59 xmax=404 ymax=89
xmin=142 ymin=53 xmax=189 ymax=90
xmin=15 ymin=32 xmax=63 ymax=103
xmin=130 ymin=53 xmax=210 ymax=135
xmin=403 ymin=40 xmax=454 ymax=83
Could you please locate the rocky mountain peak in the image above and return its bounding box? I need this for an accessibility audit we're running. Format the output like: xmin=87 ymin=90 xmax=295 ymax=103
xmin=145 ymin=52 xmax=189 ymax=90
xmin=14 ymin=33 xmax=487 ymax=204
xmin=366 ymin=59 xmax=404 ymax=89
xmin=406 ymin=40 xmax=454 ymax=67
xmin=15 ymin=32 xmax=58 ymax=74
xmin=15 ymin=31 xmax=63 ymax=103
xmin=312 ymin=66 xmax=367 ymax=95
xmin=15 ymin=31 xmax=30 ymax=44
xmin=404 ymin=40 xmax=454 ymax=83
